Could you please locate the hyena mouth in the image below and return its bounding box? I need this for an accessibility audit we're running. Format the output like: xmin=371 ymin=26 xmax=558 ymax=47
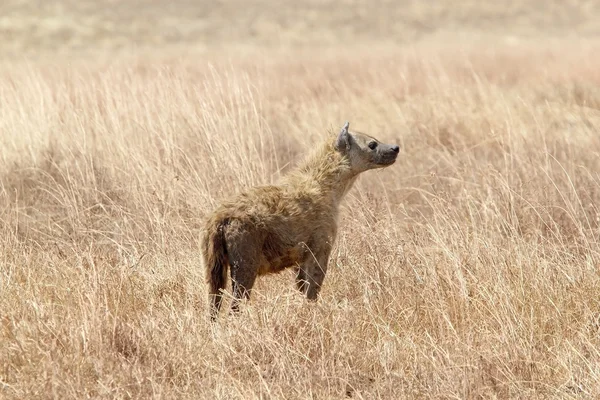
xmin=380 ymin=155 xmax=398 ymax=166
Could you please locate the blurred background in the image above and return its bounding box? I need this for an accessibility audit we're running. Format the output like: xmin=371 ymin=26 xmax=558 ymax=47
xmin=2 ymin=0 xmax=599 ymax=56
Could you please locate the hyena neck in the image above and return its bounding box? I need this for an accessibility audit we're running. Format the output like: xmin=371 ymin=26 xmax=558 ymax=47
xmin=288 ymin=141 xmax=357 ymax=204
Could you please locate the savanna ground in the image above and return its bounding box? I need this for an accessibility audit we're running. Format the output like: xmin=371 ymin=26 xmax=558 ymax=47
xmin=2 ymin=1 xmax=600 ymax=399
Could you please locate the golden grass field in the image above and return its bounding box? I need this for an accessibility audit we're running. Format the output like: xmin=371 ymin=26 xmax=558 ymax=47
xmin=3 ymin=1 xmax=600 ymax=399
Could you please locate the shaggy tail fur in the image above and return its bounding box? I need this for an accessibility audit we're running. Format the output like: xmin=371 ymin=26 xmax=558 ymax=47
xmin=202 ymin=217 xmax=229 ymax=321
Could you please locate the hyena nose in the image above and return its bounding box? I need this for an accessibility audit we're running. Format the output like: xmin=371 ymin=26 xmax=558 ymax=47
xmin=391 ymin=145 xmax=400 ymax=153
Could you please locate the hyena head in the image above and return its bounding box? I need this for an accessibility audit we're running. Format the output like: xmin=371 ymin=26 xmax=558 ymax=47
xmin=334 ymin=121 xmax=400 ymax=174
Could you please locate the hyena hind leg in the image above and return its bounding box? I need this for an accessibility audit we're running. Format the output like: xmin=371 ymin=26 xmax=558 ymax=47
xmin=230 ymin=268 xmax=258 ymax=314
xmin=226 ymin=229 xmax=262 ymax=314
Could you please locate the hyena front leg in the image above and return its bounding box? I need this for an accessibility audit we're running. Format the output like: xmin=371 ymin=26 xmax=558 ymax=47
xmin=297 ymin=244 xmax=332 ymax=301
xmin=295 ymin=266 xmax=309 ymax=294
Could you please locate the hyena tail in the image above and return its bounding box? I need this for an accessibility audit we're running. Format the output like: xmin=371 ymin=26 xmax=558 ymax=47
xmin=202 ymin=217 xmax=229 ymax=321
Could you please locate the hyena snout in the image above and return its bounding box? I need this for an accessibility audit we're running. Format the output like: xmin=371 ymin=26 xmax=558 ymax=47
xmin=378 ymin=143 xmax=400 ymax=166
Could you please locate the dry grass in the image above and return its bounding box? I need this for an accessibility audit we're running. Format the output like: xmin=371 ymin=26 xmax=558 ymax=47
xmin=3 ymin=1 xmax=600 ymax=399
xmin=2 ymin=44 xmax=600 ymax=399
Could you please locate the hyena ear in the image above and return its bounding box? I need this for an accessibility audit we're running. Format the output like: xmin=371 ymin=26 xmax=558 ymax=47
xmin=334 ymin=121 xmax=351 ymax=152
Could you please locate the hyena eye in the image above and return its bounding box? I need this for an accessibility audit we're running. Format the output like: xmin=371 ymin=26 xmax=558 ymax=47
xmin=368 ymin=141 xmax=377 ymax=150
